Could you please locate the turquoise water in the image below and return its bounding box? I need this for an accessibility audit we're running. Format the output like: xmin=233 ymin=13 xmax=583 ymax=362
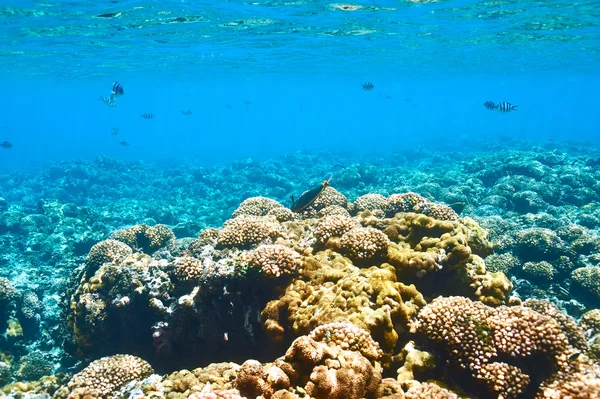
xmin=1 ymin=0 xmax=600 ymax=397
xmin=1 ymin=0 xmax=600 ymax=168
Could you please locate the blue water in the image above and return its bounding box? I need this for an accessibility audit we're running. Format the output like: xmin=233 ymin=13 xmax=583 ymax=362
xmin=2 ymin=0 xmax=600 ymax=394
xmin=1 ymin=0 xmax=599 ymax=169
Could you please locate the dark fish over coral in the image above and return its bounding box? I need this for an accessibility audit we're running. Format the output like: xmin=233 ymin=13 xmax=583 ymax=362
xmin=483 ymin=101 xmax=498 ymax=110
xmin=181 ymin=110 xmax=192 ymax=116
xmin=498 ymin=102 xmax=518 ymax=112
xmin=111 ymin=81 xmax=124 ymax=98
xmin=0 ymin=141 xmax=13 ymax=149
xmin=99 ymin=95 xmax=116 ymax=107
xmin=119 ymin=141 xmax=130 ymax=146
xmin=141 ymin=113 xmax=155 ymax=119
xmin=290 ymin=175 xmax=332 ymax=213
xmin=361 ymin=82 xmax=374 ymax=91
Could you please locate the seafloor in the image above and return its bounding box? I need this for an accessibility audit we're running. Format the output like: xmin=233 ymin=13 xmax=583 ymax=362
xmin=1 ymin=139 xmax=599 ymax=398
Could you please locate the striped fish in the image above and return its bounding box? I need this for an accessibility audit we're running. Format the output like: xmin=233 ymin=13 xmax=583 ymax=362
xmin=498 ymin=102 xmax=518 ymax=112
xmin=361 ymin=82 xmax=374 ymax=91
xmin=112 ymin=81 xmax=124 ymax=98
xmin=99 ymin=95 xmax=116 ymax=107
xmin=483 ymin=101 xmax=498 ymax=111
xmin=140 ymin=113 xmax=155 ymax=119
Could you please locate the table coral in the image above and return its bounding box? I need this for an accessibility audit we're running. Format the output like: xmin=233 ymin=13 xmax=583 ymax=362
xmin=53 ymin=354 xmax=153 ymax=399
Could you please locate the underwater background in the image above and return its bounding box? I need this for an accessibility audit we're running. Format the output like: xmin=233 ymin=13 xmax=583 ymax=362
xmin=1 ymin=1 xmax=600 ymax=398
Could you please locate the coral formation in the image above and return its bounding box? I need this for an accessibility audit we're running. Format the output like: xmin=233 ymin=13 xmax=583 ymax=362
xmin=53 ymin=354 xmax=153 ymax=399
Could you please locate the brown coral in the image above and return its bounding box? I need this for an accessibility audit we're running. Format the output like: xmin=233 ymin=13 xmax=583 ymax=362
xmin=340 ymin=227 xmax=390 ymax=261
xmin=217 ymin=215 xmax=280 ymax=248
xmin=85 ymin=239 xmax=132 ymax=275
xmin=404 ymin=381 xmax=460 ymax=399
xmin=353 ymin=193 xmax=387 ymax=214
xmin=385 ymin=193 xmax=427 ymax=216
xmin=308 ymin=322 xmax=383 ymax=361
xmin=174 ymin=256 xmax=205 ymax=283
xmin=110 ymin=224 xmax=175 ymax=253
xmin=314 ymin=215 xmax=361 ymax=246
xmin=261 ymin=251 xmax=426 ymax=350
xmin=232 ymin=197 xmax=285 ymax=218
xmin=417 ymin=296 xmax=573 ymax=399
xmin=53 ymin=355 xmax=153 ymax=399
xmin=244 ymin=244 xmax=300 ymax=279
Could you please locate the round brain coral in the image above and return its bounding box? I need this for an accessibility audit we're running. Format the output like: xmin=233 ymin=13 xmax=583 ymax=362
xmin=308 ymin=322 xmax=383 ymax=362
xmin=353 ymin=194 xmax=387 ymax=214
xmin=340 ymin=227 xmax=390 ymax=261
xmin=86 ymin=239 xmax=132 ymax=275
xmin=54 ymin=354 xmax=153 ymax=399
xmin=232 ymin=197 xmax=284 ymax=218
xmin=245 ymin=244 xmax=300 ymax=279
xmin=217 ymin=215 xmax=280 ymax=248
xmin=314 ymin=215 xmax=361 ymax=245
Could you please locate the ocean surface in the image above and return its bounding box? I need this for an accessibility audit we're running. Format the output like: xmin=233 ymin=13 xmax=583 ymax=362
xmin=1 ymin=1 xmax=600 ymax=398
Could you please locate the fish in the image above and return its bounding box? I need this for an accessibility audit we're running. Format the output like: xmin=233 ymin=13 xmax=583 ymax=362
xmin=243 ymin=100 xmax=252 ymax=105
xmin=290 ymin=175 xmax=332 ymax=213
xmin=99 ymin=95 xmax=116 ymax=107
xmin=497 ymin=102 xmax=518 ymax=112
xmin=225 ymin=104 xmax=233 ymax=110
xmin=111 ymin=81 xmax=124 ymax=98
xmin=119 ymin=141 xmax=130 ymax=146
xmin=361 ymin=82 xmax=374 ymax=91
xmin=140 ymin=113 xmax=155 ymax=119
xmin=483 ymin=101 xmax=498 ymax=110
xmin=181 ymin=110 xmax=192 ymax=116
xmin=0 ymin=141 xmax=13 ymax=149
xmin=111 ymin=127 xmax=120 ymax=136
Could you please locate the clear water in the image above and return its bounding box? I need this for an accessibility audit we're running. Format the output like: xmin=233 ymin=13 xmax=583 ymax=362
xmin=0 ymin=0 xmax=599 ymax=170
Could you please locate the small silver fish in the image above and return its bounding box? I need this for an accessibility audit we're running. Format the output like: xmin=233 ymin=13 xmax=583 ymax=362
xmin=140 ymin=113 xmax=155 ymax=119
xmin=181 ymin=110 xmax=192 ymax=116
